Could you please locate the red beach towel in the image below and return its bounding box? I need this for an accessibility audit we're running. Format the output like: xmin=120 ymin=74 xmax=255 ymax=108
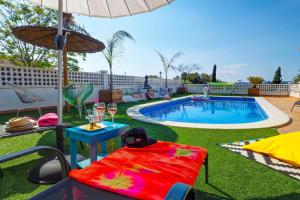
xmin=69 ymin=141 xmax=207 ymax=200
xmin=37 ymin=113 xmax=58 ymax=127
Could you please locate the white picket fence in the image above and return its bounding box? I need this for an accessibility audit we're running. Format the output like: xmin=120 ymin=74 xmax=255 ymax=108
xmin=186 ymin=84 xmax=291 ymax=96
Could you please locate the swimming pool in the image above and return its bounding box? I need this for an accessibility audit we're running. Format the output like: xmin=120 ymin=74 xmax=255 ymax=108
xmin=127 ymin=96 xmax=290 ymax=129
xmin=140 ymin=96 xmax=268 ymax=124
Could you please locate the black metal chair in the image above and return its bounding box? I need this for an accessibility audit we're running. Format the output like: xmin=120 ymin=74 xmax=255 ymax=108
xmin=0 ymin=146 xmax=69 ymax=180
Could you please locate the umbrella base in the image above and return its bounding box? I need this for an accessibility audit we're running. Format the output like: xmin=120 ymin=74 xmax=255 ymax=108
xmin=28 ymin=154 xmax=85 ymax=184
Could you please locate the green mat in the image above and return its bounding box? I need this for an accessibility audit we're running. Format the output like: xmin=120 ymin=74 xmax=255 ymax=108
xmin=207 ymin=82 xmax=234 ymax=86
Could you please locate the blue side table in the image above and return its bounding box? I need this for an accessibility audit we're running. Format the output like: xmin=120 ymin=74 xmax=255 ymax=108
xmin=65 ymin=121 xmax=129 ymax=169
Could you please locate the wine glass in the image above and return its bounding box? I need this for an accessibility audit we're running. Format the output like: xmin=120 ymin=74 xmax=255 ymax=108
xmin=95 ymin=102 xmax=106 ymax=123
xmin=107 ymin=103 xmax=117 ymax=127
xmin=85 ymin=109 xmax=94 ymax=127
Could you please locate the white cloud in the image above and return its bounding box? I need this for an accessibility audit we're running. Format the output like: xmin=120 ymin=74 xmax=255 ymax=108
xmin=218 ymin=64 xmax=248 ymax=76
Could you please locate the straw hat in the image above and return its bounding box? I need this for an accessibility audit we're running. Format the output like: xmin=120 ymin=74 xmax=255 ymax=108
xmin=6 ymin=117 xmax=35 ymax=132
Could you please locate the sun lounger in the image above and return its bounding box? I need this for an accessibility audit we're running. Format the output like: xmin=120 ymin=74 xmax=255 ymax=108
xmin=122 ymin=95 xmax=139 ymax=102
xmin=30 ymin=176 xmax=196 ymax=200
xmin=122 ymin=88 xmax=147 ymax=102
xmin=147 ymin=90 xmax=155 ymax=99
xmin=291 ymin=101 xmax=300 ymax=111
xmin=1 ymin=143 xmax=208 ymax=200
xmin=30 ymin=175 xmax=199 ymax=200
xmin=68 ymin=141 xmax=208 ymax=199
xmin=153 ymin=88 xmax=172 ymax=99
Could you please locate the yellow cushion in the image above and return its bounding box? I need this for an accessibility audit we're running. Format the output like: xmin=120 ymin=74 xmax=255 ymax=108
xmin=243 ymin=131 xmax=300 ymax=167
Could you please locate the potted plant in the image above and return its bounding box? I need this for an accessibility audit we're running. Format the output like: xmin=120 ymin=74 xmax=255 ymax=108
xmin=247 ymin=76 xmax=264 ymax=96
xmin=178 ymin=72 xmax=188 ymax=93
xmin=100 ymin=31 xmax=135 ymax=103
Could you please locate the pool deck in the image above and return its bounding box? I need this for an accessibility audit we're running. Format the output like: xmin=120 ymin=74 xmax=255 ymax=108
xmin=264 ymin=96 xmax=300 ymax=134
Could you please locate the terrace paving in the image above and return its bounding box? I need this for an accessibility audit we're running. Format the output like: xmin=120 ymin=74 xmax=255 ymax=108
xmin=264 ymin=96 xmax=300 ymax=134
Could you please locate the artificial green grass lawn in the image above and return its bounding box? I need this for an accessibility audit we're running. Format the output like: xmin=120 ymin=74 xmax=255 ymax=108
xmin=0 ymin=97 xmax=300 ymax=200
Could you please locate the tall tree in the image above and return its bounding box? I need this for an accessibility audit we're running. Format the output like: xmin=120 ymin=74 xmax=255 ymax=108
xmin=156 ymin=51 xmax=183 ymax=88
xmin=212 ymin=64 xmax=217 ymax=82
xmin=186 ymin=72 xmax=201 ymax=84
xmin=175 ymin=63 xmax=200 ymax=86
xmin=272 ymin=66 xmax=282 ymax=84
xmin=200 ymin=73 xmax=213 ymax=84
xmin=148 ymin=75 xmax=159 ymax=78
xmin=103 ymin=30 xmax=135 ymax=90
xmin=181 ymin=72 xmax=188 ymax=85
xmin=187 ymin=72 xmax=213 ymax=84
xmin=0 ymin=0 xmax=86 ymax=70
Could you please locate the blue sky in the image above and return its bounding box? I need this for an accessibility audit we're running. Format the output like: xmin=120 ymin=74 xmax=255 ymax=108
xmin=75 ymin=0 xmax=300 ymax=82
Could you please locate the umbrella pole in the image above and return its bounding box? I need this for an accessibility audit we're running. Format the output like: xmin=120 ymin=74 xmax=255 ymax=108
xmin=63 ymin=50 xmax=70 ymax=112
xmin=57 ymin=0 xmax=64 ymax=124
xmin=63 ymin=50 xmax=68 ymax=86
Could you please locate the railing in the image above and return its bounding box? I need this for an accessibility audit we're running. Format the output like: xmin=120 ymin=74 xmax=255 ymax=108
xmin=258 ymin=84 xmax=290 ymax=96
xmin=186 ymin=84 xmax=291 ymax=96
xmin=290 ymin=84 xmax=300 ymax=93
xmin=186 ymin=84 xmax=250 ymax=94
xmin=289 ymin=84 xmax=300 ymax=98
xmin=107 ymin=74 xmax=179 ymax=89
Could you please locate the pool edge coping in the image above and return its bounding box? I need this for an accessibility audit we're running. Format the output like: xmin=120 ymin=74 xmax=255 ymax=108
xmin=126 ymin=96 xmax=290 ymax=129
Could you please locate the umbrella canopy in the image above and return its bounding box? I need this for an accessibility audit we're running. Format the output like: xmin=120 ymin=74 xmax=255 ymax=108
xmin=12 ymin=25 xmax=105 ymax=88
xmin=12 ymin=26 xmax=105 ymax=53
xmin=24 ymin=0 xmax=174 ymax=124
xmin=27 ymin=0 xmax=173 ymax=18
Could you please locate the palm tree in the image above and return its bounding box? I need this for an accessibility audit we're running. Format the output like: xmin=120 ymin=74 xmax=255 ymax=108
xmin=103 ymin=31 xmax=135 ymax=90
xmin=156 ymin=51 xmax=183 ymax=88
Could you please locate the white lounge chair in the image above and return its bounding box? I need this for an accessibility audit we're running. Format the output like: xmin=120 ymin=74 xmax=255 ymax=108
xmin=122 ymin=88 xmax=146 ymax=102
xmin=10 ymin=84 xmax=44 ymax=116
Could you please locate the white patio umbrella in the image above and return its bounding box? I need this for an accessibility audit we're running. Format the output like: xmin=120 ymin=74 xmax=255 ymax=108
xmin=25 ymin=0 xmax=174 ymax=124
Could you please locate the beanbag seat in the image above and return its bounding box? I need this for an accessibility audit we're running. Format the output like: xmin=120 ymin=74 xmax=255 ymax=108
xmin=243 ymin=131 xmax=300 ymax=167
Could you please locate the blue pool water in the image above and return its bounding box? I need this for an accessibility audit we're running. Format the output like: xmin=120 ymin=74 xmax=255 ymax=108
xmin=140 ymin=97 xmax=268 ymax=124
